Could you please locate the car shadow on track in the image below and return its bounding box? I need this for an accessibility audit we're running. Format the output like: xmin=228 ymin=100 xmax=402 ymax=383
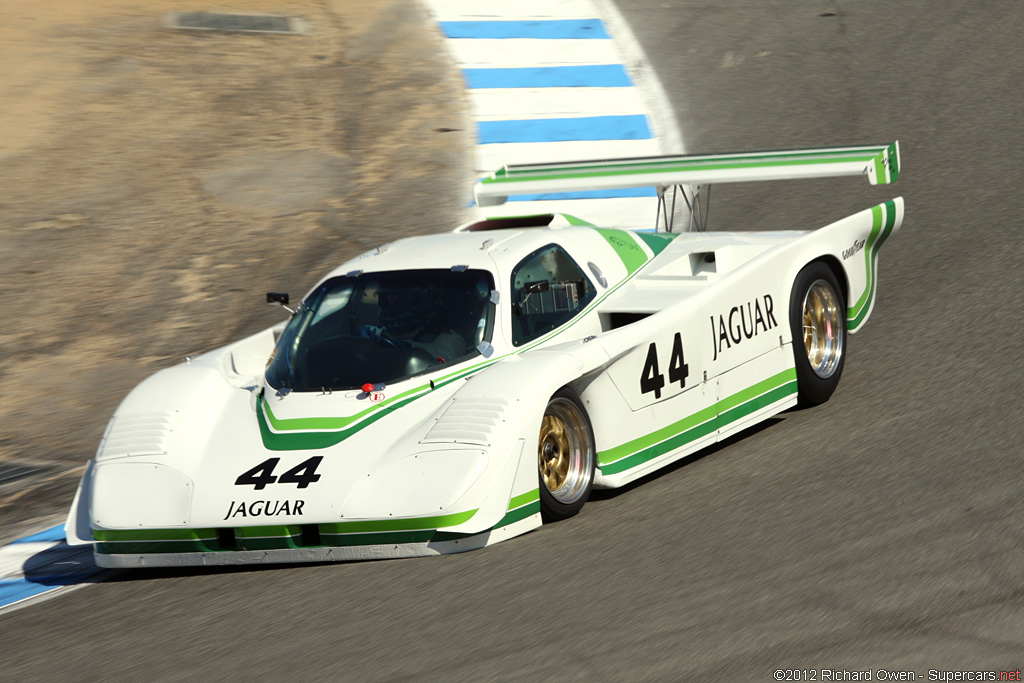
xmin=18 ymin=543 xmax=108 ymax=586
xmin=101 ymin=559 xmax=350 ymax=582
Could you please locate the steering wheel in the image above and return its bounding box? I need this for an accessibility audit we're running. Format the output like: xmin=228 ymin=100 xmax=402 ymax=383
xmin=377 ymin=328 xmax=400 ymax=348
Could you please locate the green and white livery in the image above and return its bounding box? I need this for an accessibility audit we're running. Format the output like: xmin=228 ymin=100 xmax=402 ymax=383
xmin=66 ymin=143 xmax=904 ymax=567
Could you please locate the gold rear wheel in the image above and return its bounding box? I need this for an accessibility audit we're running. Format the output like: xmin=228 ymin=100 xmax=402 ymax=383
xmin=802 ymin=279 xmax=844 ymax=378
xmin=789 ymin=262 xmax=847 ymax=406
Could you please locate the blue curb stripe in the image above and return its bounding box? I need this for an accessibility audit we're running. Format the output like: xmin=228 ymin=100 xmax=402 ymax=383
xmin=11 ymin=524 xmax=65 ymax=544
xmin=440 ymin=19 xmax=610 ymax=40
xmin=467 ymin=187 xmax=658 ymax=208
xmin=0 ymin=579 xmax=66 ymax=606
xmin=509 ymin=187 xmax=659 ymax=202
xmin=0 ymin=563 xmax=106 ymax=610
xmin=478 ymin=115 xmax=652 ymax=144
xmin=463 ymin=64 xmax=633 ymax=89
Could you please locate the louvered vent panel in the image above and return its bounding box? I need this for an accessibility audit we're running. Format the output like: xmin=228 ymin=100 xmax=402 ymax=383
xmin=421 ymin=398 xmax=507 ymax=446
xmin=98 ymin=411 xmax=175 ymax=458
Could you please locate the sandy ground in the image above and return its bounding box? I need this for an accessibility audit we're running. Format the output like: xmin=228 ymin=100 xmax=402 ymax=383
xmin=0 ymin=0 xmax=473 ymax=542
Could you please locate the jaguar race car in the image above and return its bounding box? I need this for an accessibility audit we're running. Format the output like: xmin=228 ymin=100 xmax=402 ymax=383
xmin=66 ymin=143 xmax=904 ymax=567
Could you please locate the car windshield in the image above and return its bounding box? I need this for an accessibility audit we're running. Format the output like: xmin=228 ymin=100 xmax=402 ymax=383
xmin=265 ymin=269 xmax=495 ymax=392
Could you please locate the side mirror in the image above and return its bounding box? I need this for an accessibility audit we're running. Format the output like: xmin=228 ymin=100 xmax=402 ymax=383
xmin=266 ymin=292 xmax=294 ymax=314
xmin=266 ymin=292 xmax=289 ymax=305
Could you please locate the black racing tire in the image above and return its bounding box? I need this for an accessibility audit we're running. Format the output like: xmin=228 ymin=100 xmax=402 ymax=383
xmin=789 ymin=261 xmax=847 ymax=407
xmin=537 ymin=388 xmax=596 ymax=522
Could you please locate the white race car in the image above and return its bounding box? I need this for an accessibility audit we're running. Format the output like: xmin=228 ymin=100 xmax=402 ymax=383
xmin=66 ymin=143 xmax=903 ymax=567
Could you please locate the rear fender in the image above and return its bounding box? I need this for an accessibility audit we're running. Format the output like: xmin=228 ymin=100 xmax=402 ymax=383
xmin=786 ymin=197 xmax=905 ymax=333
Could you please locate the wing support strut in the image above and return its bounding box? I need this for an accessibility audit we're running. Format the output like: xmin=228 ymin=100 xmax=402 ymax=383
xmin=655 ymin=183 xmax=714 ymax=233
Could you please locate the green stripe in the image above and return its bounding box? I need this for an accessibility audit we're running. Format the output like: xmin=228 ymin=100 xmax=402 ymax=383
xmin=93 ymin=528 xmax=217 ymax=542
xmin=324 ymin=530 xmax=437 ymax=547
xmin=594 ymin=228 xmax=649 ymax=274
xmin=234 ymin=524 xmax=304 ymax=551
xmin=599 ymin=368 xmax=795 ymax=465
xmin=320 ymin=509 xmax=477 ymax=535
xmin=94 ymin=527 xmax=221 ymax=554
xmin=262 ymin=385 xmax=427 ymax=432
xmin=258 ymin=391 xmax=425 ymax=451
xmin=599 ymin=404 xmax=716 ymax=466
xmin=872 ymin=142 xmax=899 ymax=184
xmin=634 ymin=231 xmax=677 ymax=256
xmin=598 ymin=368 xmax=798 ymax=476
xmin=96 ymin=509 xmax=479 ymax=556
xmin=718 ymin=382 xmax=797 ymax=428
xmin=717 ymin=368 xmax=797 ymax=414
xmin=886 ymin=142 xmax=900 ymax=182
xmin=235 ymin=524 xmax=302 ymax=538
xmin=262 ymin=359 xmax=486 ymax=434
xmin=95 ymin=531 xmax=442 ymax=555
xmin=874 ymin=153 xmax=886 ymax=184
xmin=96 ymin=493 xmax=543 ymax=558
xmin=560 ymin=213 xmax=596 ymax=226
xmin=239 ymin=535 xmax=303 ymax=551
xmin=508 ymin=488 xmax=540 ymax=510
xmin=496 ymin=500 xmax=540 ymax=527
xmin=847 ymin=200 xmax=896 ymax=330
xmin=601 ymin=412 xmax=719 ymax=476
xmin=847 ymin=203 xmax=884 ymax=319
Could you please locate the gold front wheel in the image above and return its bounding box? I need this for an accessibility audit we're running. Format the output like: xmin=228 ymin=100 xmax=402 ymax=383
xmin=538 ymin=389 xmax=595 ymax=521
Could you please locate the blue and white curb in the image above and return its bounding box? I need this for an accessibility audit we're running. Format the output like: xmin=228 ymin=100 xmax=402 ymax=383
xmin=423 ymin=0 xmax=684 ymax=227
xmin=0 ymin=524 xmax=106 ymax=613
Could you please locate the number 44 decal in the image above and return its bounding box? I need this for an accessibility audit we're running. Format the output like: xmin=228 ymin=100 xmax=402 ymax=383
xmin=235 ymin=456 xmax=323 ymax=490
xmin=640 ymin=332 xmax=689 ymax=400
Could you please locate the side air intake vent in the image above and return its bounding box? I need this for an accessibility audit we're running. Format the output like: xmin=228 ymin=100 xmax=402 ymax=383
xmin=97 ymin=411 xmax=175 ymax=460
xmin=421 ymin=398 xmax=507 ymax=446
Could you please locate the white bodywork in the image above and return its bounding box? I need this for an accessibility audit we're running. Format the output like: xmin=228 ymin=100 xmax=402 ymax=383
xmin=66 ymin=144 xmax=904 ymax=567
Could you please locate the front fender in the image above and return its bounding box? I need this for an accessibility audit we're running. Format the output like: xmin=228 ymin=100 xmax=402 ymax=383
xmin=453 ymin=344 xmax=611 ymax=446
xmin=438 ymin=344 xmax=612 ymax=521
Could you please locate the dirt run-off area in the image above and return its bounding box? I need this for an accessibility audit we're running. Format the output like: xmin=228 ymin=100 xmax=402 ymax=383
xmin=0 ymin=0 xmax=474 ymax=542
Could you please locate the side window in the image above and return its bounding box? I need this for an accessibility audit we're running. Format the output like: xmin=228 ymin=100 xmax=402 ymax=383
xmin=510 ymin=244 xmax=595 ymax=346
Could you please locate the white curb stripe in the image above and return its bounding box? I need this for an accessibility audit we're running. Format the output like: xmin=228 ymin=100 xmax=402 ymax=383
xmin=478 ymin=197 xmax=661 ymax=229
xmin=448 ymin=39 xmax=621 ymax=66
xmin=470 ymin=87 xmax=647 ymax=119
xmin=476 ymin=138 xmax=666 ymax=175
xmin=428 ymin=0 xmax=600 ymax=19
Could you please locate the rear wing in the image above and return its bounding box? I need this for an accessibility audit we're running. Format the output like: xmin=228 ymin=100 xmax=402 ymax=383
xmin=474 ymin=142 xmax=901 ymax=232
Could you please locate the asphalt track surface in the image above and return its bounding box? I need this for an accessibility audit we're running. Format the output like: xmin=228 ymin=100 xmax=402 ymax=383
xmin=6 ymin=1 xmax=1024 ymax=680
